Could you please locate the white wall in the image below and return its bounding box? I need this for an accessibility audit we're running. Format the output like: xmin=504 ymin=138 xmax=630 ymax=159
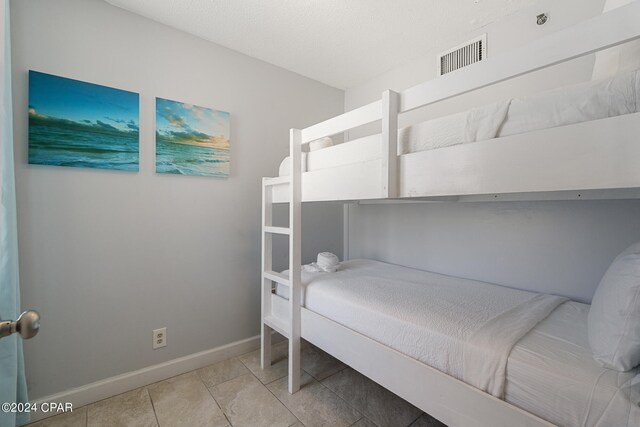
xmin=345 ymin=0 xmax=640 ymax=302
xmin=11 ymin=0 xmax=344 ymax=399
xmin=347 ymin=201 xmax=640 ymax=303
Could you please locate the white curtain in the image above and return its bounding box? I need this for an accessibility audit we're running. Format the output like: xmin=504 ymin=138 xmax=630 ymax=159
xmin=0 ymin=1 xmax=29 ymax=426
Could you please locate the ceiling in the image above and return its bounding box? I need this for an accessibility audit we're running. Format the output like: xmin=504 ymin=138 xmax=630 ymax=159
xmin=105 ymin=0 xmax=537 ymax=89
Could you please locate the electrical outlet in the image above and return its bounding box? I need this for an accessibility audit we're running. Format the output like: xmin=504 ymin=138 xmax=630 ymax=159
xmin=153 ymin=328 xmax=166 ymax=349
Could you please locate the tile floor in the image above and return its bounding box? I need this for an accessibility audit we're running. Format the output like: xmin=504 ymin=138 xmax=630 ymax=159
xmin=27 ymin=340 xmax=447 ymax=427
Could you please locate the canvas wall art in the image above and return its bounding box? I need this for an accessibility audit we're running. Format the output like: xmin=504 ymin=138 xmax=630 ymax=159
xmin=155 ymin=98 xmax=230 ymax=177
xmin=28 ymin=71 xmax=139 ymax=171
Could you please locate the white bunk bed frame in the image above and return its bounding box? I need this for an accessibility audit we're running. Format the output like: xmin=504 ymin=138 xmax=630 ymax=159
xmin=260 ymin=4 xmax=640 ymax=427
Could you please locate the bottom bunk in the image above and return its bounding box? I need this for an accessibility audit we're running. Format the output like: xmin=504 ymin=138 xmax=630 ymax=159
xmin=270 ymin=260 xmax=640 ymax=427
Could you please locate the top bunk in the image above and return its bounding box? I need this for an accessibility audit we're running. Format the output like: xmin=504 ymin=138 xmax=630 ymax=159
xmin=266 ymin=2 xmax=640 ymax=204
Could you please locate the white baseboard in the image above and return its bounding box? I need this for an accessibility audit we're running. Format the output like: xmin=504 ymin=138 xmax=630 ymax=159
xmin=28 ymin=335 xmax=261 ymax=423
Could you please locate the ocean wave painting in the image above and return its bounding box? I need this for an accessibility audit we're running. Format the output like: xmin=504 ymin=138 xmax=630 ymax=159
xmin=155 ymin=97 xmax=230 ymax=177
xmin=28 ymin=71 xmax=139 ymax=171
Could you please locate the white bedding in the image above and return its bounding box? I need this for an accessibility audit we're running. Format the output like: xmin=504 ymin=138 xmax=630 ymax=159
xmin=279 ymin=69 xmax=640 ymax=176
xmin=276 ymin=260 xmax=565 ymax=397
xmin=508 ymin=301 xmax=640 ymax=427
xmin=275 ymin=260 xmax=640 ymax=427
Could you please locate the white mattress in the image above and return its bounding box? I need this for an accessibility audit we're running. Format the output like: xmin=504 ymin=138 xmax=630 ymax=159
xmin=275 ymin=260 xmax=640 ymax=427
xmin=279 ymin=69 xmax=640 ymax=176
xmin=507 ymin=301 xmax=640 ymax=427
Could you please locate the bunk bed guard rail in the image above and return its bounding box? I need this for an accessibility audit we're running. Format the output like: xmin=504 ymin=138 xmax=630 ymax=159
xmin=291 ymin=1 xmax=640 ymax=200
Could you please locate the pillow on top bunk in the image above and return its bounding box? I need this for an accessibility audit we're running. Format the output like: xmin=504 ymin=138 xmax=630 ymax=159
xmin=592 ymin=0 xmax=640 ymax=80
xmin=588 ymin=241 xmax=640 ymax=371
xmin=277 ymin=137 xmax=332 ymax=176
xmin=278 ymin=153 xmax=307 ymax=176
xmin=309 ymin=137 xmax=333 ymax=151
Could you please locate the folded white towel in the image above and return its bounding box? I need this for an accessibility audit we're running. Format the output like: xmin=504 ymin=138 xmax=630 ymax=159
xmin=303 ymin=262 xmax=338 ymax=273
xmin=317 ymin=252 xmax=339 ymax=272
xmin=302 ymin=252 xmax=340 ymax=273
xmin=303 ymin=263 xmax=323 ymax=272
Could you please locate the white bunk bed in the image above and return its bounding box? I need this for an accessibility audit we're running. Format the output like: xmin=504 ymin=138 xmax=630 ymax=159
xmin=260 ymin=3 xmax=640 ymax=427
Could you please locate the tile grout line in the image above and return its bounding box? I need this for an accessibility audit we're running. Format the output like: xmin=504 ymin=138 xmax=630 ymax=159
xmin=245 ymin=366 xmax=304 ymax=427
xmin=237 ymin=349 xmax=289 ymax=386
xmin=406 ymin=412 xmax=425 ymax=427
xmin=238 ymin=342 xmax=361 ymax=426
xmin=266 ymin=367 xmax=372 ymax=427
xmin=234 ymin=344 xmax=303 ymax=424
xmin=187 ymin=370 xmax=233 ymax=426
xmin=261 ymin=372 xmax=306 ymax=427
xmin=322 ymin=368 xmax=427 ymax=427
xmin=198 ymin=363 xmax=242 ymax=426
xmin=299 ymin=346 xmax=368 ymax=425
xmin=202 ymin=362 xmax=296 ymax=427
xmin=193 ymin=358 xmax=245 ymax=388
xmin=63 ymin=387 xmax=150 ymax=427
xmin=63 ymin=369 xmax=194 ymax=423
xmin=313 ymin=371 xmax=369 ymax=424
xmin=144 ymin=387 xmax=161 ymax=427
xmin=307 ymin=362 xmax=349 ymax=383
xmin=203 ymin=384 xmax=232 ymax=427
xmin=320 ymin=369 xmax=383 ymax=427
xmin=241 ymin=341 xmax=348 ymax=386
xmin=318 ymin=364 xmax=345 ymax=384
xmin=204 ymin=357 xmax=256 ymax=388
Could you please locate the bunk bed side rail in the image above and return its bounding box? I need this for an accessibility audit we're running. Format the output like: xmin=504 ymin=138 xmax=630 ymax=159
xmin=300 ymin=99 xmax=382 ymax=144
xmin=400 ymin=1 xmax=640 ymax=113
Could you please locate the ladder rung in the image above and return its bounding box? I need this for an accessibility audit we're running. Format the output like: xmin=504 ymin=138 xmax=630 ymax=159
xmin=264 ymin=226 xmax=290 ymax=235
xmin=264 ymin=176 xmax=289 ymax=186
xmin=264 ymin=315 xmax=289 ymax=337
xmin=263 ymin=270 xmax=290 ymax=286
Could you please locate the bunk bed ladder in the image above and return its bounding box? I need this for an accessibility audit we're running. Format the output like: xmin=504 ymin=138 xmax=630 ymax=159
xmin=261 ymin=129 xmax=302 ymax=394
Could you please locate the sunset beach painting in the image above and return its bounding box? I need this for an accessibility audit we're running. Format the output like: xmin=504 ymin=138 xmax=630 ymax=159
xmin=155 ymin=98 xmax=230 ymax=177
xmin=28 ymin=71 xmax=139 ymax=171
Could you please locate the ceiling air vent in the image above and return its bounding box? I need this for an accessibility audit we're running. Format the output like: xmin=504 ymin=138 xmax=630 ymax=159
xmin=438 ymin=34 xmax=487 ymax=76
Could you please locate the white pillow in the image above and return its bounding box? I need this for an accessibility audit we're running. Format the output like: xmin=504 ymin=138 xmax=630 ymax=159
xmin=278 ymin=153 xmax=307 ymax=176
xmin=592 ymin=0 xmax=640 ymax=80
xmin=588 ymin=242 xmax=640 ymax=371
xmin=309 ymin=137 xmax=333 ymax=151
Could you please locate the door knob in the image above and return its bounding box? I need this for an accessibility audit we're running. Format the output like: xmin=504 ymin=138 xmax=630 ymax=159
xmin=0 ymin=310 xmax=40 ymax=340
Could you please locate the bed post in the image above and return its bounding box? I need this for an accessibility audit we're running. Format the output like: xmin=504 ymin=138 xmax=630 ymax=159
xmin=260 ymin=177 xmax=273 ymax=369
xmin=381 ymin=90 xmax=399 ymax=198
xmin=288 ymin=128 xmax=302 ymax=393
